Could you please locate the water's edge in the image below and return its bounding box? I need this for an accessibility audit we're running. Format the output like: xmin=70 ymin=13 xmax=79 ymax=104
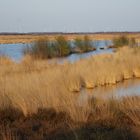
xmin=0 ymin=40 xmax=112 ymax=62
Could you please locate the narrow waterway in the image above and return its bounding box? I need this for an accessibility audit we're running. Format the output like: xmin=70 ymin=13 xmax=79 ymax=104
xmin=78 ymin=79 xmax=140 ymax=105
xmin=0 ymin=40 xmax=112 ymax=62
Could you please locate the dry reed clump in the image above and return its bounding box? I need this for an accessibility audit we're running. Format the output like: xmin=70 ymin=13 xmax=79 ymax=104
xmin=0 ymin=56 xmax=16 ymax=76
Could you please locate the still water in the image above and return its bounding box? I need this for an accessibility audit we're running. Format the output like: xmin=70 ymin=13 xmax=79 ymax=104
xmin=78 ymin=79 xmax=140 ymax=104
xmin=0 ymin=41 xmax=140 ymax=100
xmin=0 ymin=40 xmax=112 ymax=62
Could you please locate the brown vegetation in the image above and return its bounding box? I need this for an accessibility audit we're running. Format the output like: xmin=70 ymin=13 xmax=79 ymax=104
xmin=0 ymin=47 xmax=140 ymax=114
xmin=24 ymin=36 xmax=96 ymax=59
xmin=0 ymin=47 xmax=140 ymax=139
xmin=0 ymin=97 xmax=140 ymax=140
xmin=0 ymin=33 xmax=140 ymax=44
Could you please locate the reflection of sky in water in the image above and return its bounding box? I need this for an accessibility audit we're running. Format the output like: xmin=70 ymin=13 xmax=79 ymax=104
xmin=57 ymin=48 xmax=113 ymax=64
xmin=0 ymin=40 xmax=112 ymax=62
xmin=113 ymin=84 xmax=140 ymax=98
xmin=0 ymin=43 xmax=27 ymax=61
xmin=78 ymin=79 xmax=140 ymax=105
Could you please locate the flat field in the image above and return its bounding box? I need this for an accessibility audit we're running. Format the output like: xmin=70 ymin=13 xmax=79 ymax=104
xmin=0 ymin=32 xmax=140 ymax=44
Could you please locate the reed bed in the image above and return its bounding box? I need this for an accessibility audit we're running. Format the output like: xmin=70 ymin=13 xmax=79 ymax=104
xmin=0 ymin=46 xmax=140 ymax=117
xmin=0 ymin=46 xmax=140 ymax=139
xmin=0 ymin=97 xmax=139 ymax=139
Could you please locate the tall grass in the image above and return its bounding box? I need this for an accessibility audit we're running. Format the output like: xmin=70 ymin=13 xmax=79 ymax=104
xmin=0 ymin=47 xmax=140 ymax=139
xmin=0 ymin=47 xmax=140 ymax=116
xmin=24 ymin=38 xmax=58 ymax=59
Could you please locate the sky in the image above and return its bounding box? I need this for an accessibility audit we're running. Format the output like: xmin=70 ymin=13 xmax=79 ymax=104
xmin=0 ymin=0 xmax=140 ymax=32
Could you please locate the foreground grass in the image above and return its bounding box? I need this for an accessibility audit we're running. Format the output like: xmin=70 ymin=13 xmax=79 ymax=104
xmin=0 ymin=46 xmax=140 ymax=139
xmin=0 ymin=97 xmax=140 ymax=140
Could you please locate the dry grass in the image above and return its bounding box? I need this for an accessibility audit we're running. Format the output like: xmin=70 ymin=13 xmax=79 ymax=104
xmin=0 ymin=97 xmax=140 ymax=140
xmin=0 ymin=46 xmax=140 ymax=122
xmin=0 ymin=33 xmax=140 ymax=44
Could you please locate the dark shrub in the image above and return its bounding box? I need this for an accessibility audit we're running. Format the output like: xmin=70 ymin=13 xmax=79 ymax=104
xmin=113 ymin=36 xmax=129 ymax=47
xmin=24 ymin=38 xmax=51 ymax=59
xmin=129 ymin=37 xmax=136 ymax=47
xmin=74 ymin=36 xmax=95 ymax=53
xmin=0 ymin=107 xmax=24 ymax=124
xmin=113 ymin=36 xmax=136 ymax=47
xmin=31 ymin=108 xmax=57 ymax=121
xmin=55 ymin=36 xmax=71 ymax=56
xmin=24 ymin=36 xmax=71 ymax=59
xmin=84 ymin=36 xmax=94 ymax=51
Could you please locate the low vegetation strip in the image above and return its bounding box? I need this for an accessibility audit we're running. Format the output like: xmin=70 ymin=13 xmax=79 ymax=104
xmin=24 ymin=35 xmax=137 ymax=59
xmin=24 ymin=36 xmax=96 ymax=59
xmin=0 ymin=33 xmax=140 ymax=44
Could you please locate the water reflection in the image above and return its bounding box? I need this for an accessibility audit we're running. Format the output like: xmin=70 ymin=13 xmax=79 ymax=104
xmin=0 ymin=43 xmax=27 ymax=61
xmin=78 ymin=79 xmax=140 ymax=104
xmin=51 ymin=48 xmax=113 ymax=64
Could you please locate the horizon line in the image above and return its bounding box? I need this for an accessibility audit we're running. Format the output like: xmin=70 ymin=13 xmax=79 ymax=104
xmin=0 ymin=31 xmax=140 ymax=35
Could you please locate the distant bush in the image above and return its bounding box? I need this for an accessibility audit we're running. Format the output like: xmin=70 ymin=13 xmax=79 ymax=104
xmin=129 ymin=37 xmax=136 ymax=47
xmin=24 ymin=38 xmax=53 ymax=59
xmin=74 ymin=38 xmax=84 ymax=52
xmin=55 ymin=36 xmax=71 ymax=56
xmin=113 ymin=36 xmax=136 ymax=47
xmin=74 ymin=36 xmax=95 ymax=53
xmin=84 ymin=36 xmax=93 ymax=50
xmin=24 ymin=36 xmax=96 ymax=59
xmin=24 ymin=36 xmax=71 ymax=59
xmin=113 ymin=36 xmax=129 ymax=47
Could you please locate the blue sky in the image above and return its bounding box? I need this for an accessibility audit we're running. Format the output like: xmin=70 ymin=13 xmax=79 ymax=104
xmin=0 ymin=0 xmax=140 ymax=32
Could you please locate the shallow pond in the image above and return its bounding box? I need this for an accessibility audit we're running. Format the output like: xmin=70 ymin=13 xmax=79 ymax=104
xmin=0 ymin=43 xmax=27 ymax=61
xmin=0 ymin=40 xmax=112 ymax=62
xmin=78 ymin=79 xmax=140 ymax=104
